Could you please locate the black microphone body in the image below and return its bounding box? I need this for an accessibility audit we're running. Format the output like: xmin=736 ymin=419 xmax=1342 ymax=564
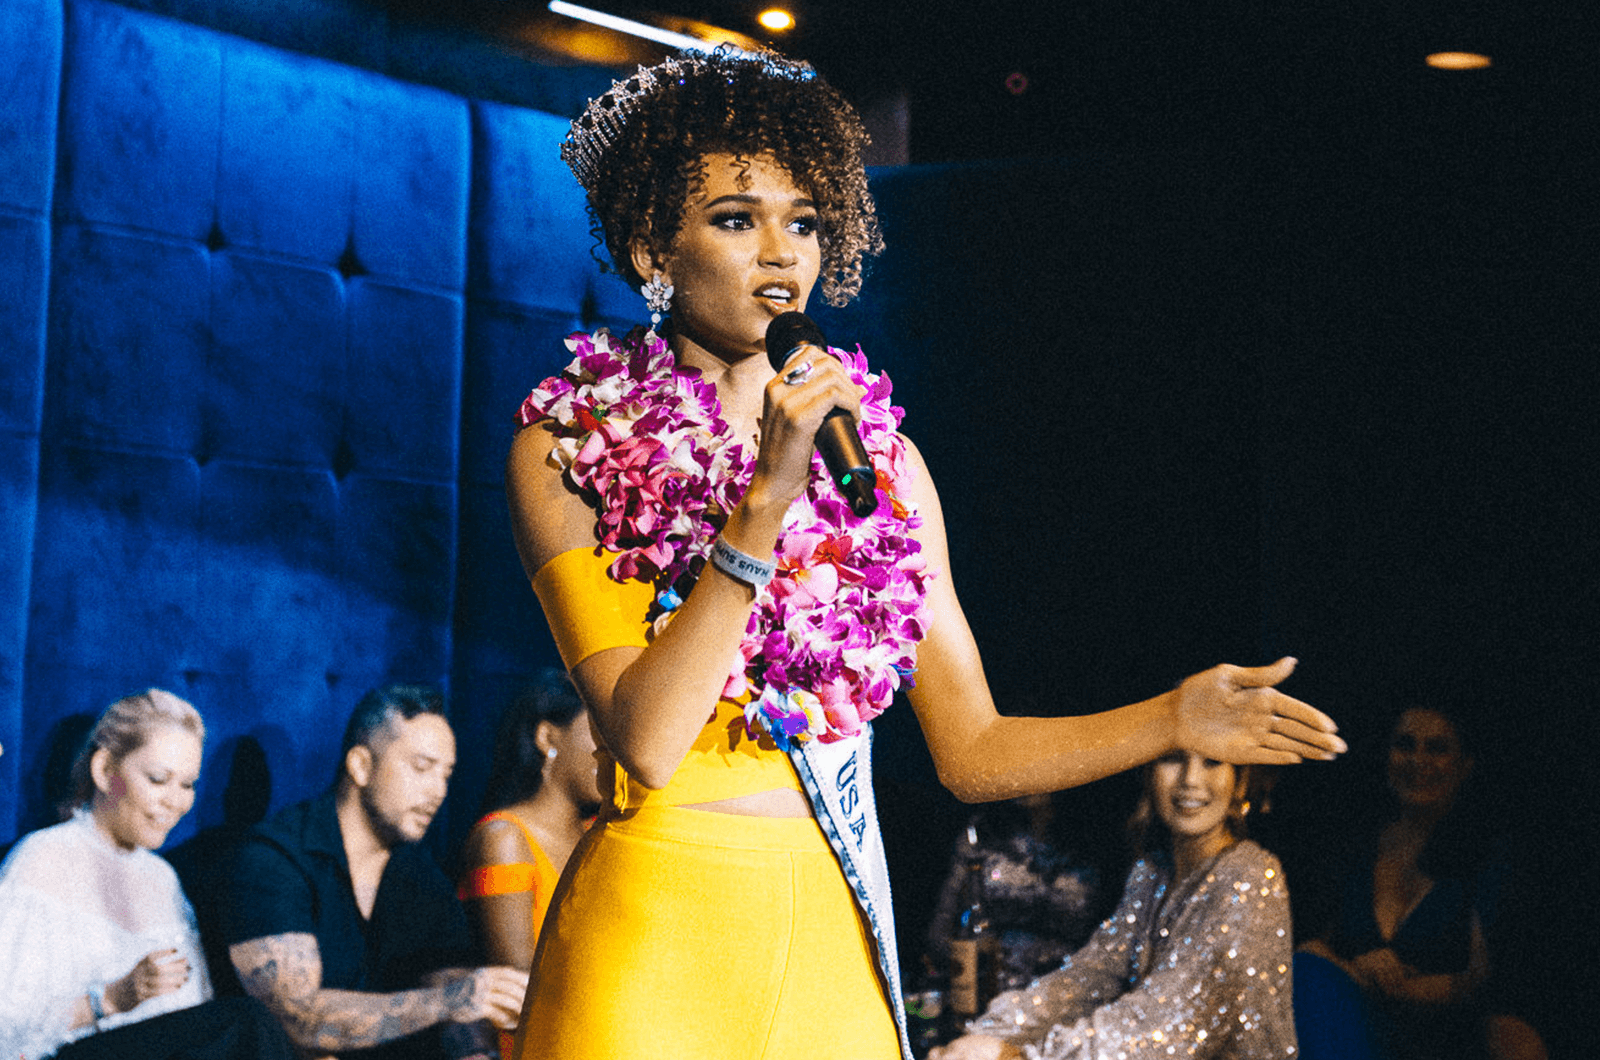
xmin=764 ymin=312 xmax=879 ymax=518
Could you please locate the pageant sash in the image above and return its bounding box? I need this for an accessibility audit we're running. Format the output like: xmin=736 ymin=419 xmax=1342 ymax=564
xmin=789 ymin=728 xmax=913 ymax=1060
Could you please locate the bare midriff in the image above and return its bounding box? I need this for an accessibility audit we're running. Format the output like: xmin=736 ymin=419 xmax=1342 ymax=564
xmin=681 ymin=788 xmax=812 ymax=817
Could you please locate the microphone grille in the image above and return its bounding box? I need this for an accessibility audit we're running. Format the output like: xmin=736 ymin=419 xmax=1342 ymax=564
xmin=765 ymin=312 xmax=825 ymax=372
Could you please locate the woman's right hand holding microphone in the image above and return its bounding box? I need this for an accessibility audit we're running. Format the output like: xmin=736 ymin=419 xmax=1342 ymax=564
xmin=745 ymin=347 xmax=864 ymax=516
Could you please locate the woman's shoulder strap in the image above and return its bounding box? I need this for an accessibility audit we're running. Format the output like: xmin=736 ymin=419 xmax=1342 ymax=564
xmin=477 ymin=810 xmax=540 ymax=855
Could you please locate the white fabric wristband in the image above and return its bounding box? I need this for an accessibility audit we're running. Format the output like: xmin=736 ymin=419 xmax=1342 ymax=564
xmin=710 ymin=536 xmax=775 ymax=586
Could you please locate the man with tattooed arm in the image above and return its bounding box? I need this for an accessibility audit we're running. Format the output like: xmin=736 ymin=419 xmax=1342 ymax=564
xmin=223 ymin=685 xmax=528 ymax=1060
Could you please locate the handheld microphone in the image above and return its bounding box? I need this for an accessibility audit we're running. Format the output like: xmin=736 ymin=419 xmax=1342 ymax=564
xmin=765 ymin=312 xmax=879 ymax=518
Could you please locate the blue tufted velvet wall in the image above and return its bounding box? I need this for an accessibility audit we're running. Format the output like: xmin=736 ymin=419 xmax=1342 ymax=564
xmin=0 ymin=0 xmax=645 ymax=847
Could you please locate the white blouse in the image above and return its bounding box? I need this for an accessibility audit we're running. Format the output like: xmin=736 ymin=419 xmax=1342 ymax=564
xmin=0 ymin=811 xmax=212 ymax=1059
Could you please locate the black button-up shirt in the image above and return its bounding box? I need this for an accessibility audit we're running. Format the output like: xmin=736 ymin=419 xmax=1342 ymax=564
xmin=225 ymin=790 xmax=474 ymax=1057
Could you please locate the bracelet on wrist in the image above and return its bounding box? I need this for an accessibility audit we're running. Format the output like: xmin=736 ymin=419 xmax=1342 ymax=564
xmin=87 ymin=984 xmax=107 ymax=1025
xmin=709 ymin=536 xmax=775 ymax=587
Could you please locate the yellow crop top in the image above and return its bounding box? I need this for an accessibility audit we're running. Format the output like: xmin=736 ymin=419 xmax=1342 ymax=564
xmin=530 ymin=547 xmax=802 ymax=811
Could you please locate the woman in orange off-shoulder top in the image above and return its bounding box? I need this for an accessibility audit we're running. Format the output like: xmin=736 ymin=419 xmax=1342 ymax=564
xmin=456 ymin=675 xmax=600 ymax=1055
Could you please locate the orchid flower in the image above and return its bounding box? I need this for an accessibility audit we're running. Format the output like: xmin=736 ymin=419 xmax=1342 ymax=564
xmin=518 ymin=326 xmax=933 ymax=746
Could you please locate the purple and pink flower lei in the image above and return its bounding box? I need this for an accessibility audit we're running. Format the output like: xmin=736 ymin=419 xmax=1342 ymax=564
xmin=517 ymin=326 xmax=932 ymax=747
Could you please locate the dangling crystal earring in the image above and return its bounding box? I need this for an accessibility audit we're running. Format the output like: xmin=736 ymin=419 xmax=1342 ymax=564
xmin=641 ymin=271 xmax=673 ymax=329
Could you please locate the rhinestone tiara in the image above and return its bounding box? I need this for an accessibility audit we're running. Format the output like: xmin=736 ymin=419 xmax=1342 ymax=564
xmin=560 ymin=49 xmax=817 ymax=194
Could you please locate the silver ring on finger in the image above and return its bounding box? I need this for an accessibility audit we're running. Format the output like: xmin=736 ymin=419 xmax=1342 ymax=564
xmin=782 ymin=360 xmax=814 ymax=386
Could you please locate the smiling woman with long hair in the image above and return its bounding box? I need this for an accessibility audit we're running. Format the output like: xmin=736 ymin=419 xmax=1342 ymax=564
xmin=1298 ymin=705 xmax=1498 ymax=1060
xmin=504 ymin=47 xmax=1344 ymax=1060
xmin=932 ymin=753 xmax=1296 ymax=1060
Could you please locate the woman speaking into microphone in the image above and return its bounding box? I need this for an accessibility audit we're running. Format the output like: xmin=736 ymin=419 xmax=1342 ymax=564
xmin=503 ymin=46 xmax=1345 ymax=1060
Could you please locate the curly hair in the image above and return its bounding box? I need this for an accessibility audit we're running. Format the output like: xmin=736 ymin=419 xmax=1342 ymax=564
xmin=566 ymin=49 xmax=883 ymax=307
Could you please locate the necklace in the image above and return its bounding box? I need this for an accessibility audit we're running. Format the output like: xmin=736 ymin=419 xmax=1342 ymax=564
xmin=518 ymin=326 xmax=932 ymax=748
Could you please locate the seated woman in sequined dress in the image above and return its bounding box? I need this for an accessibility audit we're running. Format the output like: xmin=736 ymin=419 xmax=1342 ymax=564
xmin=933 ymin=752 xmax=1296 ymax=1060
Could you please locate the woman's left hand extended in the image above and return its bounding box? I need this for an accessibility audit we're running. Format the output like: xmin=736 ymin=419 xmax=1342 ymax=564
xmin=929 ymin=1035 xmax=1023 ymax=1060
xmin=1173 ymin=657 xmax=1345 ymax=764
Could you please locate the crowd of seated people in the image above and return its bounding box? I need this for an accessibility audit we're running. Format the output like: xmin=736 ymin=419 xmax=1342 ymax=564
xmin=1 ymin=688 xmax=1555 ymax=1060
xmin=1 ymin=684 xmax=536 ymax=1060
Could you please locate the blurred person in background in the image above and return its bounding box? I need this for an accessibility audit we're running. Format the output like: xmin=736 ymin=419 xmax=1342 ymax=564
xmin=923 ymin=791 xmax=1101 ymax=994
xmin=457 ymin=673 xmax=602 ymax=1056
xmin=223 ymin=684 xmax=527 ymax=1060
xmin=1297 ymin=704 xmax=1539 ymax=1060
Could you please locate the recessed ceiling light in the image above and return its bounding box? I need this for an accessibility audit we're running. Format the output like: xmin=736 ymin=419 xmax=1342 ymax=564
xmin=1425 ymin=52 xmax=1492 ymax=70
xmin=758 ymin=9 xmax=795 ymax=32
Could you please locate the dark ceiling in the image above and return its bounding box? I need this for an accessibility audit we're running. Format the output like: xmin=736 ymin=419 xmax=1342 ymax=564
xmin=471 ymin=0 xmax=1596 ymax=166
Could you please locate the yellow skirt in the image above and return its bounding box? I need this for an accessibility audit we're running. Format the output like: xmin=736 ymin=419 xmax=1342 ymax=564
xmin=511 ymin=806 xmax=901 ymax=1060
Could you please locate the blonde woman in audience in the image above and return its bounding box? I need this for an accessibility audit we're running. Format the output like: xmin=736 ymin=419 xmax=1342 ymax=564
xmin=0 ymin=689 xmax=292 ymax=1060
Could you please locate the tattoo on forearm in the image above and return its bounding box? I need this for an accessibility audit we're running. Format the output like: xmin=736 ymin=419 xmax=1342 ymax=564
xmin=230 ymin=934 xmax=453 ymax=1050
xmin=440 ymin=972 xmax=476 ymax=1017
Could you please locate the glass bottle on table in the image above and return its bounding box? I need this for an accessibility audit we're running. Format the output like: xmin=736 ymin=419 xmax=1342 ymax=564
xmin=945 ymin=846 xmax=998 ymax=1038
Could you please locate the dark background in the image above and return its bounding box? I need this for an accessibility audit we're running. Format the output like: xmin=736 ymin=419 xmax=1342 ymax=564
xmin=717 ymin=2 xmax=1593 ymax=1046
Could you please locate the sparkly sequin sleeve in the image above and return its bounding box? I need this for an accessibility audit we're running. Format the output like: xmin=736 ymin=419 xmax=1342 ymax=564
xmin=970 ymin=842 xmax=1297 ymax=1060
xmin=968 ymin=859 xmax=1154 ymax=1038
